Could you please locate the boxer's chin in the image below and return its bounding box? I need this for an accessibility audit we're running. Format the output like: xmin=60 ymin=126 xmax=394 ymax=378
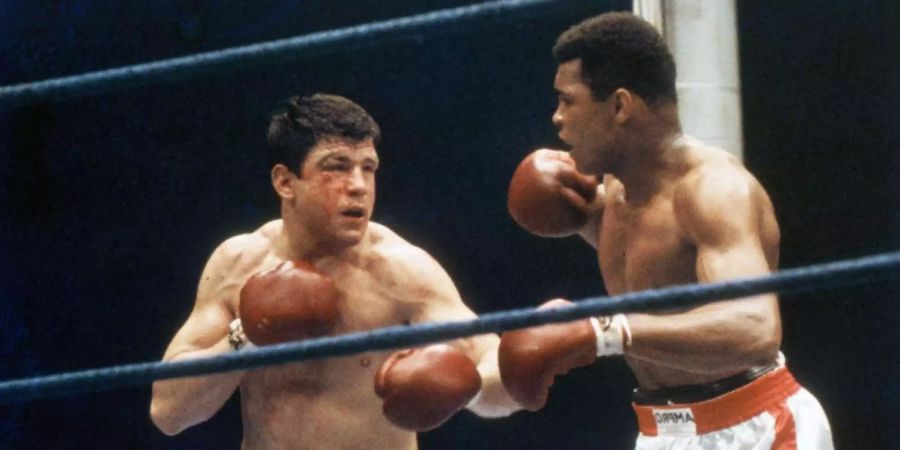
xmin=333 ymin=221 xmax=368 ymax=247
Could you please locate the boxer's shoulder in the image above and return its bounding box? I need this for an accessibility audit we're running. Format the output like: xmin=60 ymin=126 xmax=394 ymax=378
xmin=364 ymin=222 xmax=443 ymax=283
xmin=211 ymin=222 xmax=279 ymax=278
xmin=366 ymin=223 xmax=426 ymax=261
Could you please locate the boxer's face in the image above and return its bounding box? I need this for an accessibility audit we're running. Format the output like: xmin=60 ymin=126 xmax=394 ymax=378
xmin=292 ymin=137 xmax=378 ymax=246
xmin=552 ymin=59 xmax=616 ymax=174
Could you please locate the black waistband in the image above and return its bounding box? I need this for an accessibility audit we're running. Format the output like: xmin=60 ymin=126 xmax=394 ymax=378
xmin=632 ymin=364 xmax=778 ymax=405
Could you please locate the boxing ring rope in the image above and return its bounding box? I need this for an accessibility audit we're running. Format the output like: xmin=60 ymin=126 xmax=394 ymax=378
xmin=0 ymin=0 xmax=568 ymax=110
xmin=1 ymin=0 xmax=895 ymax=412
xmin=1 ymin=251 xmax=897 ymax=404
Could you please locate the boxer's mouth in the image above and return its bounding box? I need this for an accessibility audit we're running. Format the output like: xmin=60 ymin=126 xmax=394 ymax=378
xmin=341 ymin=208 xmax=365 ymax=218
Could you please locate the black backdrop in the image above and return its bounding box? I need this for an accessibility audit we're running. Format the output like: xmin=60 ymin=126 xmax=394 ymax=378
xmin=1 ymin=1 xmax=896 ymax=449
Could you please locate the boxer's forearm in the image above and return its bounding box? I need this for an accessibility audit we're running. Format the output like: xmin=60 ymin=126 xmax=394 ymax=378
xmin=624 ymin=296 xmax=781 ymax=374
xmin=150 ymin=337 xmax=245 ymax=435
xmin=468 ymin=347 xmax=521 ymax=417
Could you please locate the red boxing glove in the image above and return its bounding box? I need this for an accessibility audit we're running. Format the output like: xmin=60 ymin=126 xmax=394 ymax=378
xmin=498 ymin=299 xmax=600 ymax=411
xmin=507 ymin=149 xmax=599 ymax=237
xmin=374 ymin=344 xmax=482 ymax=431
xmin=238 ymin=260 xmax=340 ymax=345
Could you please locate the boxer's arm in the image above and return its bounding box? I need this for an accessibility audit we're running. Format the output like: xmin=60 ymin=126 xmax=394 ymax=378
xmin=150 ymin=245 xmax=246 ymax=436
xmin=402 ymin=247 xmax=521 ymax=417
xmin=624 ymin=171 xmax=782 ymax=374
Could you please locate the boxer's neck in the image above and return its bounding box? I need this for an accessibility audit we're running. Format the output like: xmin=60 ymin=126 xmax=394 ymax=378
xmin=278 ymin=208 xmax=366 ymax=263
xmin=612 ymin=104 xmax=684 ymax=204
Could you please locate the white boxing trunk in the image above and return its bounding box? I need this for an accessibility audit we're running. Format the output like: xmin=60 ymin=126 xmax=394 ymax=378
xmin=632 ymin=368 xmax=833 ymax=450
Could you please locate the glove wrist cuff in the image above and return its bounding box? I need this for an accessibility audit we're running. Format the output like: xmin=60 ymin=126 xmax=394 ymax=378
xmin=228 ymin=318 xmax=249 ymax=350
xmin=590 ymin=314 xmax=632 ymax=357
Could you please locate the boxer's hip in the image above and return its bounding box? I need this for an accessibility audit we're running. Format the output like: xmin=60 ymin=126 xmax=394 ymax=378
xmin=630 ymin=365 xmax=833 ymax=449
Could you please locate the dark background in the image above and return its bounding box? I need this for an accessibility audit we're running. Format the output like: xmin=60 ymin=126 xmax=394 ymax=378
xmin=0 ymin=0 xmax=896 ymax=449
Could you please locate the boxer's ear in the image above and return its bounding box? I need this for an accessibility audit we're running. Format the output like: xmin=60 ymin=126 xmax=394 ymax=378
xmin=271 ymin=164 xmax=296 ymax=199
xmin=611 ymin=88 xmax=633 ymax=124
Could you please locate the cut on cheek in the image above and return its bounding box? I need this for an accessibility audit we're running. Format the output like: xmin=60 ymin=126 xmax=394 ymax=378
xmin=312 ymin=172 xmax=337 ymax=186
xmin=320 ymin=188 xmax=342 ymax=216
xmin=310 ymin=174 xmax=343 ymax=214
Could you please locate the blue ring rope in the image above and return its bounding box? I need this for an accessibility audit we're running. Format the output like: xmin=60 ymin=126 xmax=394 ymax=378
xmin=0 ymin=251 xmax=896 ymax=404
xmin=0 ymin=0 xmax=566 ymax=110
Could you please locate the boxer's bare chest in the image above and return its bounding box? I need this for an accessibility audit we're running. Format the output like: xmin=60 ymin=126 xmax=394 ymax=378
xmin=328 ymin=257 xmax=410 ymax=332
xmin=598 ymin=183 xmax=696 ymax=295
xmin=237 ymin=252 xmax=418 ymax=449
xmin=239 ymin=251 xmax=411 ymax=392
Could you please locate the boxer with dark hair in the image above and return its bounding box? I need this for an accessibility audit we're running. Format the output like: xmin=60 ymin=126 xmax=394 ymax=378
xmin=501 ymin=13 xmax=833 ymax=449
xmin=150 ymin=94 xmax=518 ymax=450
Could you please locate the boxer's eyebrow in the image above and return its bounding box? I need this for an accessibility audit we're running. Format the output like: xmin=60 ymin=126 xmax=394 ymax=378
xmin=315 ymin=153 xmax=347 ymax=166
xmin=556 ymin=87 xmax=575 ymax=96
xmin=317 ymin=153 xmax=379 ymax=169
xmin=363 ymin=155 xmax=380 ymax=167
